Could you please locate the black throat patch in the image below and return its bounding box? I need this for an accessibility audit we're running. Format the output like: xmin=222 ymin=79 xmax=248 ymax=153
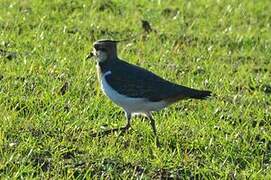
xmin=98 ymin=62 xmax=111 ymax=74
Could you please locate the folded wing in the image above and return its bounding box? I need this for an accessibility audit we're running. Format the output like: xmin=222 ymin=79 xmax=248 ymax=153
xmin=106 ymin=59 xmax=211 ymax=102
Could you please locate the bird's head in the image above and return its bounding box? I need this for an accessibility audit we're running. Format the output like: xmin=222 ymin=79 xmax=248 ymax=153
xmin=86 ymin=39 xmax=119 ymax=63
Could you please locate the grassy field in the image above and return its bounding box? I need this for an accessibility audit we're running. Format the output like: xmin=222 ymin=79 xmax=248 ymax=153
xmin=0 ymin=0 xmax=271 ymax=178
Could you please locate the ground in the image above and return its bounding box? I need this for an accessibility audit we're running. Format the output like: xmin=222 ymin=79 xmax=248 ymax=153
xmin=0 ymin=0 xmax=271 ymax=178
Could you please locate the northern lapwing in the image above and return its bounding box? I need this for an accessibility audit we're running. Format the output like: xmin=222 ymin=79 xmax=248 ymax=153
xmin=86 ymin=39 xmax=212 ymax=146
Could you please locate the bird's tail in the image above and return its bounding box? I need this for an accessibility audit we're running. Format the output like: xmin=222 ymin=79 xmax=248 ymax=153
xmin=175 ymin=84 xmax=212 ymax=100
xmin=186 ymin=89 xmax=212 ymax=100
xmin=165 ymin=87 xmax=212 ymax=104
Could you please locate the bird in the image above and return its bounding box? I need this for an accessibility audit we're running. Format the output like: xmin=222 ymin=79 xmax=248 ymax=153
xmin=86 ymin=39 xmax=211 ymax=146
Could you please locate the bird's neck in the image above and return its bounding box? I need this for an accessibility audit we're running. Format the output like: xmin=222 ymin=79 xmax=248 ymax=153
xmin=98 ymin=60 xmax=115 ymax=74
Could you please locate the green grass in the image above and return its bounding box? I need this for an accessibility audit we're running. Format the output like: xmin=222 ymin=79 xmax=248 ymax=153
xmin=0 ymin=0 xmax=271 ymax=178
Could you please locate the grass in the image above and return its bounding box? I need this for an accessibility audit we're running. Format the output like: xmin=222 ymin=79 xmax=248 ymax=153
xmin=0 ymin=0 xmax=271 ymax=178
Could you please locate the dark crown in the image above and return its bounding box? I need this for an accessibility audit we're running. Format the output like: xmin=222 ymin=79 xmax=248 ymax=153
xmin=93 ymin=39 xmax=119 ymax=60
xmin=96 ymin=39 xmax=119 ymax=43
xmin=93 ymin=39 xmax=119 ymax=50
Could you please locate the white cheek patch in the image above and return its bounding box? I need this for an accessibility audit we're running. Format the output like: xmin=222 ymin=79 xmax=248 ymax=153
xmin=95 ymin=50 xmax=107 ymax=62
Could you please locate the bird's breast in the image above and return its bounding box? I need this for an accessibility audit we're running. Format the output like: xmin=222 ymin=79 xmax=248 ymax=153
xmin=100 ymin=70 xmax=130 ymax=106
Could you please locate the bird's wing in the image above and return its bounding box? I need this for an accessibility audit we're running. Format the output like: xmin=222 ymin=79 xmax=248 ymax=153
xmin=105 ymin=59 xmax=189 ymax=102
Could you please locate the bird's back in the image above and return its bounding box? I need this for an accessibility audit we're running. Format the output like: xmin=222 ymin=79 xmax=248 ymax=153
xmin=106 ymin=59 xmax=211 ymax=103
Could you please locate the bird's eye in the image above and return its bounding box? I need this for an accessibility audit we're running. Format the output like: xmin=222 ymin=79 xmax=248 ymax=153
xmin=94 ymin=44 xmax=106 ymax=51
xmin=99 ymin=48 xmax=106 ymax=51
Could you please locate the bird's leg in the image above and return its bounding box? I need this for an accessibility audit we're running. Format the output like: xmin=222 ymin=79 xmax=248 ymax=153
xmin=116 ymin=112 xmax=132 ymax=136
xmin=90 ymin=112 xmax=131 ymax=137
xmin=146 ymin=113 xmax=161 ymax=147
xmin=125 ymin=112 xmax=131 ymax=129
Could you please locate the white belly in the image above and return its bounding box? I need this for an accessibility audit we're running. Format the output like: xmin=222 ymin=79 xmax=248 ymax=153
xmin=100 ymin=71 xmax=167 ymax=114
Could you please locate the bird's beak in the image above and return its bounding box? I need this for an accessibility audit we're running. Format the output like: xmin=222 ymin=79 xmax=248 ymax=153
xmin=85 ymin=50 xmax=95 ymax=60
